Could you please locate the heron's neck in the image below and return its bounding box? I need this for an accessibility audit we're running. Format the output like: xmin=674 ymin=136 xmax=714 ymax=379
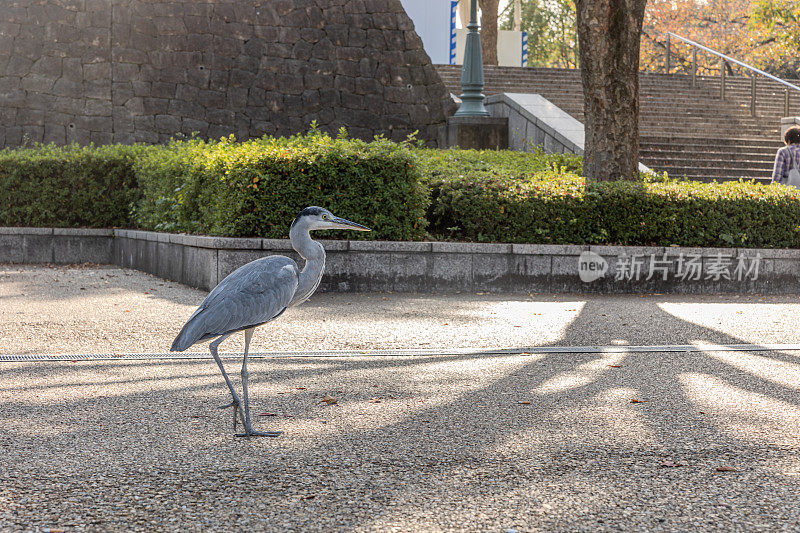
xmin=289 ymin=223 xmax=325 ymax=306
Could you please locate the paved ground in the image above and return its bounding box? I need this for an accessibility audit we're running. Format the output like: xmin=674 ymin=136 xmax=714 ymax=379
xmin=2 ymin=264 xmax=800 ymax=531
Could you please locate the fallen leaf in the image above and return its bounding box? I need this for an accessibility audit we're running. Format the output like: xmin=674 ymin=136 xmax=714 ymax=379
xmin=716 ymin=465 xmax=738 ymax=472
xmin=296 ymin=387 xmax=307 ymax=390
xmin=660 ymin=461 xmax=683 ymax=468
xmin=369 ymin=398 xmax=382 ymax=403
xmin=607 ymin=365 xmax=622 ymax=368
xmin=321 ymin=395 xmax=338 ymax=405
xmin=630 ymin=399 xmax=649 ymax=404
xmin=259 ymin=412 xmax=278 ymax=417
xmin=518 ymin=401 xmax=531 ymax=405
xmin=302 ymin=494 xmax=316 ymax=500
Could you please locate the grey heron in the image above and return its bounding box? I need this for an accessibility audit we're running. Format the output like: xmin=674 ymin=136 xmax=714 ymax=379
xmin=171 ymin=206 xmax=371 ymax=437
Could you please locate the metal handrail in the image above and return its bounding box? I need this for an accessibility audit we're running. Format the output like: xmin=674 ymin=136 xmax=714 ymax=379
xmin=663 ymin=31 xmax=799 ymax=116
xmin=666 ymin=32 xmax=800 ymax=92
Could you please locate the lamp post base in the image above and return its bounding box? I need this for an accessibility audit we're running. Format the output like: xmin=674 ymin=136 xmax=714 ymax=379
xmin=443 ymin=116 xmax=508 ymax=150
xmin=454 ymin=96 xmax=490 ymax=117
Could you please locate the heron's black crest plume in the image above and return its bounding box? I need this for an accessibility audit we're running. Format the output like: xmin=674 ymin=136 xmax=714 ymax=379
xmin=291 ymin=206 xmax=326 ymax=228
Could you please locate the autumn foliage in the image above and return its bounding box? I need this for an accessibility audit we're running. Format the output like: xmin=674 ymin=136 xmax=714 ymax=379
xmin=641 ymin=0 xmax=799 ymax=77
xmin=504 ymin=0 xmax=799 ymax=77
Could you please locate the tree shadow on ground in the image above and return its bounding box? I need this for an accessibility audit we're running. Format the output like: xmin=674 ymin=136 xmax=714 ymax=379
xmin=3 ymin=295 xmax=800 ymax=530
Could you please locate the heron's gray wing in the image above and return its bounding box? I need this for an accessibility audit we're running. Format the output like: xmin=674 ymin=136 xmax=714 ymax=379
xmin=171 ymin=256 xmax=299 ymax=351
xmin=197 ymin=257 xmax=299 ymax=336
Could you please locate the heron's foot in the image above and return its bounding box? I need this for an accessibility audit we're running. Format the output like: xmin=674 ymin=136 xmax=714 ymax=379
xmin=218 ymin=400 xmax=239 ymax=410
xmin=235 ymin=429 xmax=283 ymax=438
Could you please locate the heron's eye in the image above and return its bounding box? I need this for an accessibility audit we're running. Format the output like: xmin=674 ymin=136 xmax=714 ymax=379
xmin=322 ymin=214 xmax=328 ymax=220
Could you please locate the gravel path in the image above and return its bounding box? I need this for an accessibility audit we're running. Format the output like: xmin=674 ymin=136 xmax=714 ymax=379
xmin=4 ymin=264 xmax=800 ymax=354
xmin=2 ymin=265 xmax=800 ymax=531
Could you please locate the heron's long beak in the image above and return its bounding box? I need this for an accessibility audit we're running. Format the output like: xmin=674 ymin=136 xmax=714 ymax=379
xmin=330 ymin=216 xmax=371 ymax=232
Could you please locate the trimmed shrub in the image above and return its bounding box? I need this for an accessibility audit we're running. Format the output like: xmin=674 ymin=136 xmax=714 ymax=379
xmin=3 ymin=139 xmax=800 ymax=249
xmin=0 ymin=143 xmax=144 ymax=228
xmin=131 ymin=141 xmax=217 ymax=235
xmin=415 ymin=147 xmax=582 ymax=183
xmin=429 ymin=170 xmax=800 ymax=248
xmin=133 ymin=131 xmax=428 ymax=240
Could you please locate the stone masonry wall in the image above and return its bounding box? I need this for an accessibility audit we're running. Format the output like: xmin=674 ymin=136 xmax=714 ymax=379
xmin=3 ymin=226 xmax=799 ymax=294
xmin=0 ymin=0 xmax=453 ymax=147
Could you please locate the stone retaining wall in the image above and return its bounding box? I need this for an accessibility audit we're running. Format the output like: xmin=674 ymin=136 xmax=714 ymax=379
xmin=2 ymin=227 xmax=799 ymax=294
xmin=0 ymin=228 xmax=115 ymax=264
xmin=1 ymin=0 xmax=452 ymax=148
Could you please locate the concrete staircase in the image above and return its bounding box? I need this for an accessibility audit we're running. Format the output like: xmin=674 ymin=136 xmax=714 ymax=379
xmin=435 ymin=65 xmax=797 ymax=183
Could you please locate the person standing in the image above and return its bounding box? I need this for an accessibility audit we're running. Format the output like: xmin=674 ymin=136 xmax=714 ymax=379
xmin=772 ymin=125 xmax=800 ymax=184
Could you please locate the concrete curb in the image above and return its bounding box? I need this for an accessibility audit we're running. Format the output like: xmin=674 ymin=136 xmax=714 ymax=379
xmin=1 ymin=227 xmax=798 ymax=293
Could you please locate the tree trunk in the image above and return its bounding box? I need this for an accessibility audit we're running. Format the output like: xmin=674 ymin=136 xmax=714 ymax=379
xmin=479 ymin=0 xmax=500 ymax=66
xmin=575 ymin=0 xmax=648 ymax=182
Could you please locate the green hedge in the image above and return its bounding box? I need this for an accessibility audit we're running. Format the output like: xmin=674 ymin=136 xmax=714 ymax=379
xmin=3 ymin=138 xmax=800 ymax=248
xmin=0 ymin=143 xmax=144 ymax=227
xmin=428 ymin=170 xmax=800 ymax=248
xmin=415 ymin=147 xmax=582 ymax=183
xmin=133 ymin=132 xmax=427 ymax=240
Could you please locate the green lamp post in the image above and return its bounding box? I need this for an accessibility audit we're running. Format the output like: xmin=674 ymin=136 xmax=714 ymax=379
xmin=455 ymin=0 xmax=489 ymax=116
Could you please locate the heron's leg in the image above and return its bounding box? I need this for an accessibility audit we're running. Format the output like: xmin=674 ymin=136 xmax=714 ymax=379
xmin=240 ymin=328 xmax=255 ymax=431
xmin=209 ymin=334 xmax=245 ymax=431
xmin=237 ymin=328 xmax=282 ymax=438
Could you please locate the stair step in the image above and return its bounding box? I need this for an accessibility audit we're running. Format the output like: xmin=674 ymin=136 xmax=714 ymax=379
xmin=644 ymin=157 xmax=776 ymax=167
xmin=641 ymin=151 xmax=778 ymax=159
xmin=640 ymin=138 xmax=782 ymax=147
xmin=649 ymin=166 xmax=772 ymax=176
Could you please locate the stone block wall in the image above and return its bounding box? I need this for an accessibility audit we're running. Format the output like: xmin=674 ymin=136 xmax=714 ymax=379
xmin=4 ymin=227 xmax=800 ymax=295
xmin=1 ymin=1 xmax=114 ymax=146
xmin=0 ymin=0 xmax=453 ymax=147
